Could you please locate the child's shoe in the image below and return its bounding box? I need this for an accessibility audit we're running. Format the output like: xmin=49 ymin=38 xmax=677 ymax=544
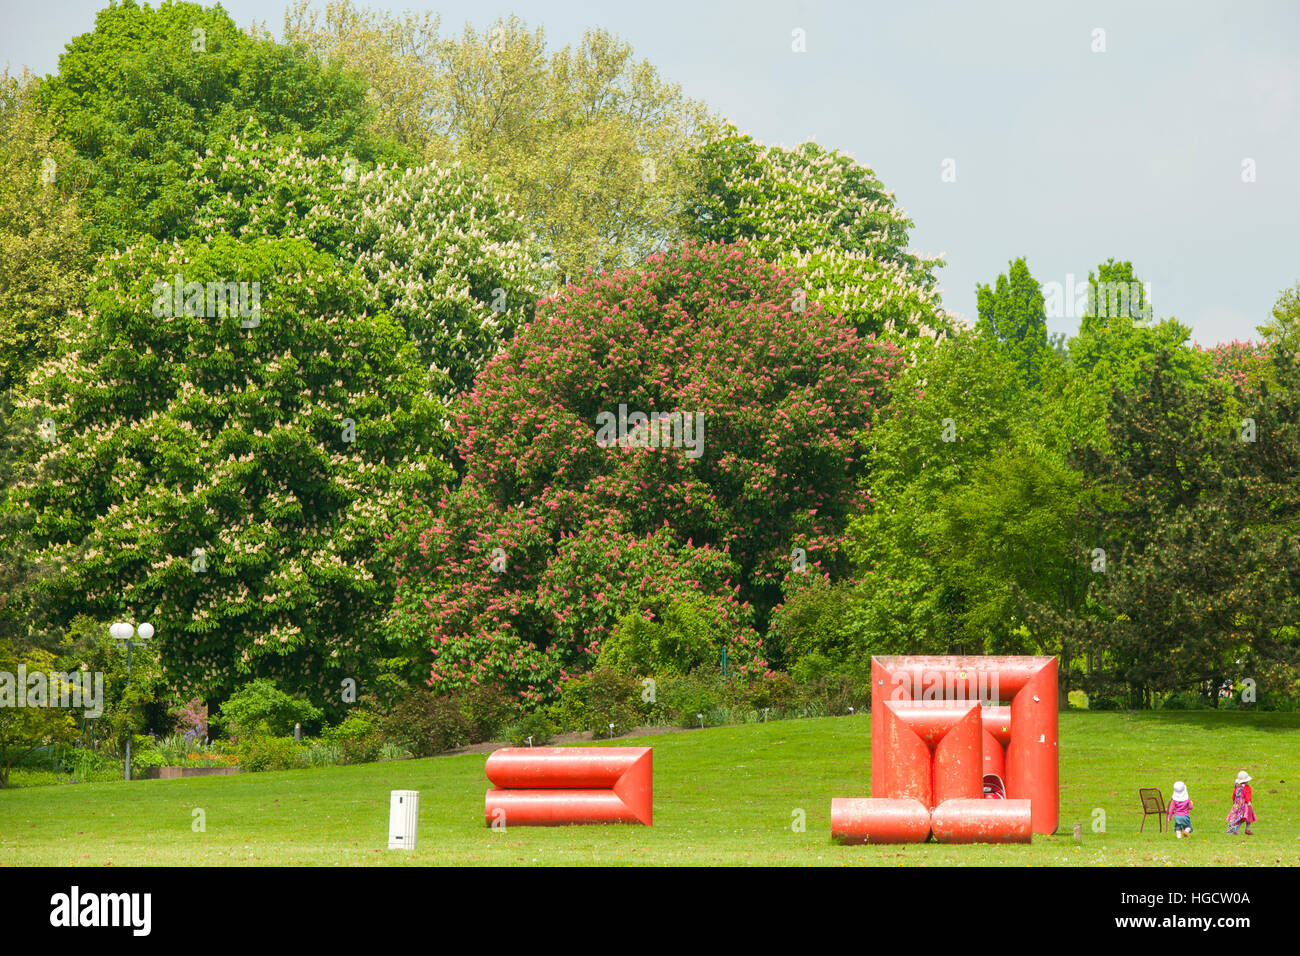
xmin=1176 ymin=830 xmax=1183 ymax=839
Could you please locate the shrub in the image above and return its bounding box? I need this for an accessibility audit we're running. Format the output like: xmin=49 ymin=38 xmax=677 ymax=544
xmin=505 ymin=713 xmax=559 ymax=747
xmin=154 ymin=733 xmax=206 ymax=765
xmin=1067 ymin=690 xmax=1089 ymax=710
xmin=378 ymin=742 xmax=410 ymax=761
xmin=660 ymin=672 xmax=724 ymax=728
xmin=769 ymin=580 xmax=860 ymax=675
xmin=460 ymin=684 xmax=518 ymax=744
xmin=600 ymin=612 xmax=658 ymax=676
xmin=15 ymin=745 xmax=72 ymax=772
xmin=547 ymin=679 xmax=589 ymax=734
xmin=382 ymin=689 xmax=472 ymax=756
xmin=69 ymin=747 xmax=118 ymax=781
xmin=1251 ymin=663 xmax=1300 ymax=712
xmin=601 ymin=598 xmax=728 ymax=677
xmin=236 ymin=734 xmax=307 ymax=773
xmin=1257 ymin=691 xmax=1300 ymax=712
xmin=168 ymin=698 xmax=208 ymax=740
xmin=1161 ymin=691 xmax=1211 ymax=711
xmin=549 ymin=670 xmax=641 ymax=737
xmin=324 ymin=711 xmax=385 ymax=765
xmin=728 ymin=672 xmax=799 ymax=713
xmin=789 ymin=650 xmax=840 ymax=686
xmin=305 ymin=741 xmax=343 ymax=767
xmin=129 ymin=745 xmax=167 ymax=776
xmin=217 ymin=679 xmax=323 ymax=739
xmin=795 ymin=675 xmax=869 ymax=716
xmin=0 ymin=642 xmax=78 ymax=787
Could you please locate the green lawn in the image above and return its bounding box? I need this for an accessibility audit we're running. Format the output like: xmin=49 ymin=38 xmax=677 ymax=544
xmin=2 ymin=711 xmax=1297 ymax=866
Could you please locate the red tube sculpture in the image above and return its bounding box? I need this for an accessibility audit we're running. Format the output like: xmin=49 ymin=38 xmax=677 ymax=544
xmin=834 ymin=656 xmax=1059 ymax=844
xmin=830 ymin=798 xmax=931 ymax=845
xmin=484 ymin=747 xmax=652 ymax=827
xmin=930 ymin=798 xmax=1032 ymax=843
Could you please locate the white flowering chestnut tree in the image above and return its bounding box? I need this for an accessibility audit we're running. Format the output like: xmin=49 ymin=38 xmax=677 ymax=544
xmin=681 ymin=125 xmax=951 ymax=340
xmin=192 ymin=119 xmax=547 ymax=396
xmin=5 ymin=234 xmax=451 ymax=707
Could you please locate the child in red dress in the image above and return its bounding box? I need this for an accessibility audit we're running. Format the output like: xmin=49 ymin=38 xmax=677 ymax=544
xmin=1225 ymin=770 xmax=1257 ymax=836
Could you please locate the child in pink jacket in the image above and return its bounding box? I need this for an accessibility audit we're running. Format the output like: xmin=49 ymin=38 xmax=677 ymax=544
xmin=1166 ymin=780 xmax=1193 ymax=837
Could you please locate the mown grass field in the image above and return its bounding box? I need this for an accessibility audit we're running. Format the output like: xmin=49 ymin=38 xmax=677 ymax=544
xmin=2 ymin=711 xmax=1297 ymax=866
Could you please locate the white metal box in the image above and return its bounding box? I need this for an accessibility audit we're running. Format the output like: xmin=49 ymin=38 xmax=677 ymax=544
xmin=388 ymin=789 xmax=419 ymax=850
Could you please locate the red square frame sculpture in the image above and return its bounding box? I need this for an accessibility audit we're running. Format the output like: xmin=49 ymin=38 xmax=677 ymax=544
xmin=832 ymin=655 xmax=1058 ymax=844
xmin=484 ymin=747 xmax=653 ymax=827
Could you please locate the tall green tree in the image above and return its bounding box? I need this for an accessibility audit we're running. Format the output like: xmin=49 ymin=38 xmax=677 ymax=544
xmin=384 ymin=242 xmax=904 ymax=700
xmin=0 ymin=392 xmax=57 ymax=651
xmin=975 ymin=257 xmax=1051 ymax=387
xmin=283 ymin=3 xmax=711 ymax=280
xmin=39 ymin=0 xmax=395 ymax=253
xmin=277 ymin=0 xmax=442 ymax=156
xmin=0 ymin=69 xmax=91 ymax=395
xmin=1070 ymin=344 xmax=1299 ymax=705
xmin=1069 ymin=259 xmax=1205 ymax=396
xmin=1258 ymin=281 xmax=1300 ymax=356
xmin=842 ymin=329 xmax=1105 ymax=696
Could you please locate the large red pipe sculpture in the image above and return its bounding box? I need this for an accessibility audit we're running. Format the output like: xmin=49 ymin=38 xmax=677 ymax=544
xmin=484 ymin=747 xmax=653 ymax=826
xmin=833 ymin=656 xmax=1058 ymax=844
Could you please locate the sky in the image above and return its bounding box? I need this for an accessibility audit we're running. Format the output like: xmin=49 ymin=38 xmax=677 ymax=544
xmin=3 ymin=0 xmax=1297 ymax=345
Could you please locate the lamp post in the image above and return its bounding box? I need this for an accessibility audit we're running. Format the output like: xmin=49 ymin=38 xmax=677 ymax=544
xmin=110 ymin=621 xmax=153 ymax=781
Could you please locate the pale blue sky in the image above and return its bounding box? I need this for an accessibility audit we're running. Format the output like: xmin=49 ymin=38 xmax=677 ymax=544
xmin=4 ymin=0 xmax=1297 ymax=345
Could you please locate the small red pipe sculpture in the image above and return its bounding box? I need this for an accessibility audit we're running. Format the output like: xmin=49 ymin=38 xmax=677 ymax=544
xmin=830 ymin=797 xmax=931 ymax=845
xmin=484 ymin=747 xmax=653 ymax=826
xmin=930 ymin=798 xmax=1032 ymax=843
xmin=833 ymin=656 xmax=1059 ymax=844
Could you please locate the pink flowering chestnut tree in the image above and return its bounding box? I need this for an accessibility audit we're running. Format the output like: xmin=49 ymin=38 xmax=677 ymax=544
xmin=385 ymin=241 xmax=905 ymax=702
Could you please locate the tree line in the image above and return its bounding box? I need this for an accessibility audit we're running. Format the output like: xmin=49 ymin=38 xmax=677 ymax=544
xmin=1 ymin=0 xmax=1295 ymax=731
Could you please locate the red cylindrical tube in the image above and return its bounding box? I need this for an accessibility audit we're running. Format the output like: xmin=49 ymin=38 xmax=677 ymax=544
xmin=486 ymin=788 xmax=640 ymax=826
xmin=1006 ymin=659 xmax=1059 ymax=834
xmin=930 ymin=798 xmax=1032 ymax=843
xmin=830 ymin=798 xmax=931 ymax=844
xmin=485 ymin=747 xmax=646 ymax=789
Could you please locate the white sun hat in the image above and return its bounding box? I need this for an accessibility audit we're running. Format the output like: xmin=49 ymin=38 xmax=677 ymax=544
xmin=1171 ymin=781 xmax=1188 ymax=799
xmin=1235 ymin=770 xmax=1252 ymax=784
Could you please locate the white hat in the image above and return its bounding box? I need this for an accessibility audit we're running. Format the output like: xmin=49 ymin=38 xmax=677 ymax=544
xmin=1235 ymin=770 xmax=1252 ymax=784
xmin=1172 ymin=781 xmax=1188 ymax=799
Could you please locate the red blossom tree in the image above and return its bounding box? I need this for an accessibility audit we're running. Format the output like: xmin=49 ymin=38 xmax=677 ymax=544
xmin=385 ymin=242 xmax=904 ymax=701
